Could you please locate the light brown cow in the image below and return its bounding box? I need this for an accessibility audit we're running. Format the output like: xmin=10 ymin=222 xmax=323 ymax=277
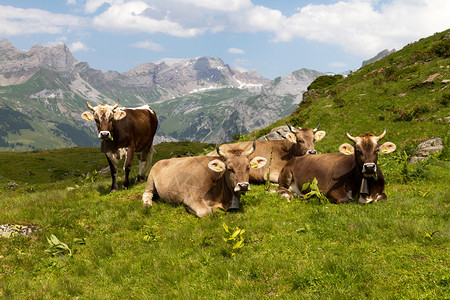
xmin=210 ymin=123 xmax=325 ymax=184
xmin=142 ymin=142 xmax=267 ymax=217
xmin=278 ymin=129 xmax=396 ymax=203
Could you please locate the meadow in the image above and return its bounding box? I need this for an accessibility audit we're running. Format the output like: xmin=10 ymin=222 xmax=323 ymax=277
xmin=0 ymin=140 xmax=448 ymax=298
xmin=1 ymin=29 xmax=449 ymax=299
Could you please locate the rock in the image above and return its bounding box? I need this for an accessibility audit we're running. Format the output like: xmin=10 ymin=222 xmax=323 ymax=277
xmin=438 ymin=116 xmax=450 ymax=122
xmin=0 ymin=224 xmax=41 ymax=238
xmin=258 ymin=126 xmax=291 ymax=141
xmin=5 ymin=182 xmax=18 ymax=189
xmin=409 ymin=137 xmax=444 ymax=163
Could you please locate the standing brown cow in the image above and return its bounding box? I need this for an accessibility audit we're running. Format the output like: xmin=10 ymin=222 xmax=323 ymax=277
xmin=278 ymin=129 xmax=396 ymax=203
xmin=142 ymin=141 xmax=267 ymax=217
xmin=81 ymin=101 xmax=158 ymax=191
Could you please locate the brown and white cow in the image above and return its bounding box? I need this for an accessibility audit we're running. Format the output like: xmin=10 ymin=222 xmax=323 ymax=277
xmin=81 ymin=101 xmax=158 ymax=192
xmin=210 ymin=123 xmax=325 ymax=184
xmin=142 ymin=141 xmax=267 ymax=218
xmin=278 ymin=129 xmax=396 ymax=203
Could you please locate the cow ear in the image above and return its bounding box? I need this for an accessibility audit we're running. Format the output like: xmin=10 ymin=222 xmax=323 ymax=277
xmin=81 ymin=111 xmax=94 ymax=121
xmin=379 ymin=142 xmax=396 ymax=154
xmin=249 ymin=156 xmax=267 ymax=169
xmin=286 ymin=132 xmax=296 ymax=143
xmin=339 ymin=143 xmax=354 ymax=155
xmin=114 ymin=110 xmax=126 ymax=120
xmin=208 ymin=159 xmax=225 ymax=173
xmin=314 ymin=131 xmax=326 ymax=142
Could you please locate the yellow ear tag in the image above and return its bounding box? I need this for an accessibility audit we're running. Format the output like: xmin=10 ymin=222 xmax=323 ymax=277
xmin=216 ymin=165 xmax=222 ymax=171
xmin=346 ymin=149 xmax=351 ymax=154
xmin=252 ymin=163 xmax=258 ymax=168
xmin=382 ymin=149 xmax=387 ymax=152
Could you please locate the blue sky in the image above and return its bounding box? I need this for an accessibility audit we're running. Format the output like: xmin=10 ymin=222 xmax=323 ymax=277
xmin=1 ymin=0 xmax=449 ymax=79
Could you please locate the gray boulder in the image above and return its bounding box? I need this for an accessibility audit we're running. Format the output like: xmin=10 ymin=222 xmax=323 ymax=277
xmin=409 ymin=137 xmax=443 ymax=163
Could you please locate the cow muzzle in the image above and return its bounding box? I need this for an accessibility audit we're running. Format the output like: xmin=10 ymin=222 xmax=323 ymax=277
xmin=307 ymin=150 xmax=317 ymax=155
xmin=362 ymin=163 xmax=377 ymax=177
xmin=98 ymin=131 xmax=112 ymax=140
xmin=234 ymin=182 xmax=250 ymax=192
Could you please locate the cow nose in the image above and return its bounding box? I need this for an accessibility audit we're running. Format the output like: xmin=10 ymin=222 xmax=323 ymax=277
xmin=98 ymin=131 xmax=111 ymax=139
xmin=235 ymin=182 xmax=250 ymax=192
xmin=362 ymin=163 xmax=377 ymax=173
xmin=307 ymin=150 xmax=317 ymax=154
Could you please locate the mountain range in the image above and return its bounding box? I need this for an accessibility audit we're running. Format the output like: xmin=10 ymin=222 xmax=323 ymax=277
xmin=0 ymin=39 xmax=324 ymax=151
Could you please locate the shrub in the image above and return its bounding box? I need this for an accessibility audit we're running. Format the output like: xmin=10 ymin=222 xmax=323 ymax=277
xmin=431 ymin=38 xmax=450 ymax=57
xmin=307 ymin=75 xmax=343 ymax=91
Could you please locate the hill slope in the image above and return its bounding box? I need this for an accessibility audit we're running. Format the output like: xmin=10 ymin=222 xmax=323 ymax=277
xmin=243 ymin=29 xmax=450 ymax=153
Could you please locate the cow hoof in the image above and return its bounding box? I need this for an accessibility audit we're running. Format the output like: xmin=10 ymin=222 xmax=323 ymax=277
xmin=280 ymin=193 xmax=293 ymax=201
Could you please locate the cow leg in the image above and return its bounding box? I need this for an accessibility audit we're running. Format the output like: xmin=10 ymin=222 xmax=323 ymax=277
xmin=136 ymin=145 xmax=154 ymax=183
xmin=277 ymin=168 xmax=294 ymax=200
xmin=105 ymin=153 xmax=118 ymax=192
xmin=186 ymin=199 xmax=212 ymax=218
xmin=123 ymin=147 xmax=135 ymax=189
xmin=328 ymin=188 xmax=350 ymax=203
xmin=142 ymin=175 xmax=155 ymax=208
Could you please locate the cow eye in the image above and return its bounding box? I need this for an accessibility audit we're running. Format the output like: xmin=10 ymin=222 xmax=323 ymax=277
xmin=355 ymin=149 xmax=362 ymax=154
xmin=95 ymin=119 xmax=100 ymax=124
xmin=298 ymin=139 xmax=304 ymax=143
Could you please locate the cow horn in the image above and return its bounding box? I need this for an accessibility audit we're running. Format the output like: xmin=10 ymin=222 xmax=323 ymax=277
xmin=313 ymin=122 xmax=320 ymax=133
xmin=112 ymin=100 xmax=119 ymax=110
xmin=244 ymin=140 xmax=256 ymax=156
xmin=216 ymin=144 xmax=225 ymax=157
xmin=86 ymin=101 xmax=95 ymax=111
xmin=377 ymin=128 xmax=386 ymax=141
xmin=346 ymin=130 xmax=356 ymax=142
xmin=286 ymin=122 xmax=298 ymax=133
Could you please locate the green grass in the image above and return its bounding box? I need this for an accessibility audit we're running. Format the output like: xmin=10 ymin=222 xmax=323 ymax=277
xmin=1 ymin=29 xmax=449 ymax=298
xmin=0 ymin=151 xmax=448 ymax=298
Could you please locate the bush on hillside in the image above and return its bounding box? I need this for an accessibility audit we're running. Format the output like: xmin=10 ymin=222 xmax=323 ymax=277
xmin=307 ymin=75 xmax=343 ymax=91
xmin=431 ymin=37 xmax=450 ymax=57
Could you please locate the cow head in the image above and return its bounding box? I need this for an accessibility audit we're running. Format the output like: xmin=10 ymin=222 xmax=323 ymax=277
xmin=286 ymin=122 xmax=326 ymax=155
xmin=81 ymin=101 xmax=126 ymax=140
xmin=339 ymin=128 xmax=396 ymax=177
xmin=207 ymin=141 xmax=267 ymax=210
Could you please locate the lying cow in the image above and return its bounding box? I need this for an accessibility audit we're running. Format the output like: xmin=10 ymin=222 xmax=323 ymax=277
xmin=81 ymin=101 xmax=158 ymax=191
xmin=142 ymin=141 xmax=267 ymax=217
xmin=278 ymin=129 xmax=396 ymax=203
xmin=210 ymin=123 xmax=325 ymax=184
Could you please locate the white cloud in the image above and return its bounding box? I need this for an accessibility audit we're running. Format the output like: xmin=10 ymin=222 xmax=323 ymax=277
xmin=180 ymin=0 xmax=252 ymax=12
xmin=0 ymin=5 xmax=81 ymax=36
xmin=271 ymin=0 xmax=450 ymax=57
xmin=130 ymin=40 xmax=165 ymax=51
xmin=69 ymin=41 xmax=94 ymax=52
xmin=92 ymin=1 xmax=205 ymax=37
xmin=228 ymin=47 xmax=245 ymax=54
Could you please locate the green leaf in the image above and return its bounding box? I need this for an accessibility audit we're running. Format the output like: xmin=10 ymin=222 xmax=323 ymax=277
xmin=230 ymin=229 xmax=241 ymax=239
xmin=233 ymin=238 xmax=244 ymax=250
xmin=302 ymin=182 xmax=310 ymax=191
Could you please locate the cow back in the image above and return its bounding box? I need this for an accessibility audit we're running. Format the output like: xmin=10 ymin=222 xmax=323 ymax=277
xmin=112 ymin=107 xmax=158 ymax=152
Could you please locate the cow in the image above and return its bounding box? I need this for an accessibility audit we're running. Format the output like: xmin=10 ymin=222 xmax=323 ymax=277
xmin=81 ymin=101 xmax=158 ymax=192
xmin=278 ymin=129 xmax=396 ymax=203
xmin=142 ymin=141 xmax=267 ymax=218
xmin=209 ymin=123 xmax=325 ymax=184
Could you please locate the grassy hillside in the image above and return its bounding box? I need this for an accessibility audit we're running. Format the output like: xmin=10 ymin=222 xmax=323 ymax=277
xmin=0 ymin=30 xmax=449 ymax=298
xmin=242 ymin=29 xmax=450 ymax=154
